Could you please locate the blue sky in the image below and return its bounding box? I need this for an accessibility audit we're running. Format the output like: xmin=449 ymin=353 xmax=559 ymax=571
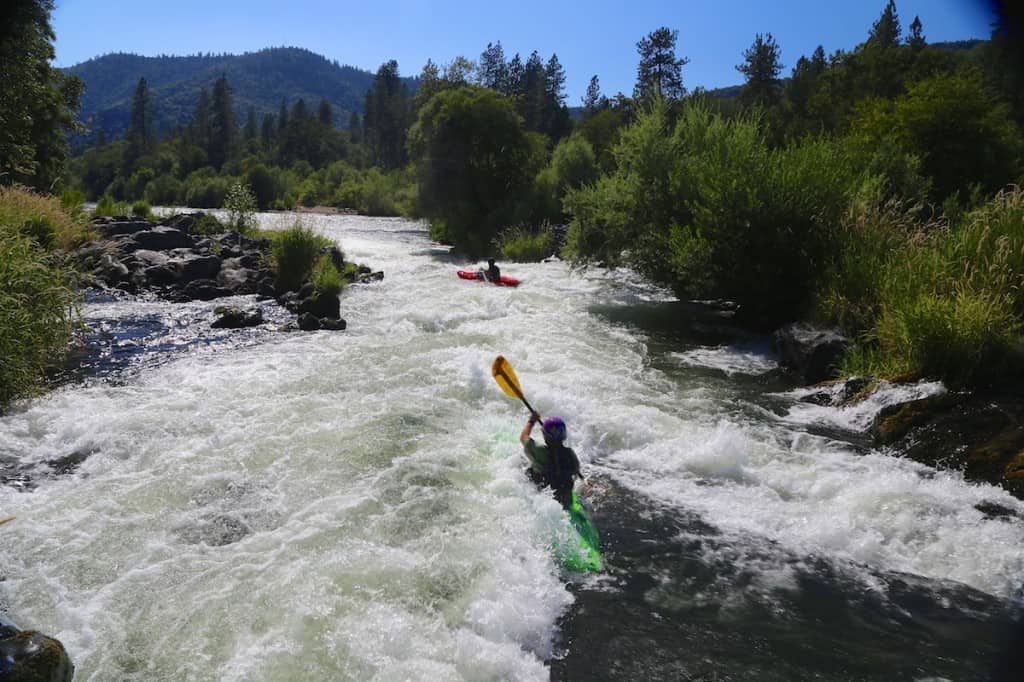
xmin=52 ymin=0 xmax=995 ymax=102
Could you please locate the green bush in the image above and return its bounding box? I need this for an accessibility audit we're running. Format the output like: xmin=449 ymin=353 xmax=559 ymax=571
xmin=189 ymin=212 xmax=227 ymax=237
xmin=222 ymin=182 xmax=258 ymax=234
xmin=271 ymin=222 xmax=333 ymax=292
xmin=184 ymin=175 xmax=229 ymax=208
xmin=497 ymin=225 xmax=556 ymax=262
xmin=92 ymin=194 xmax=128 ymax=218
xmin=566 ymin=100 xmax=867 ymax=325
xmin=131 ymin=200 xmax=152 ymax=220
xmin=0 ymin=190 xmax=81 ymax=411
xmin=311 ymin=253 xmax=344 ymax=296
xmin=144 ymin=174 xmax=183 ymax=206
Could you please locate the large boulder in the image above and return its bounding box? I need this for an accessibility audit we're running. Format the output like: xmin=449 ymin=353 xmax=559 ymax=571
xmin=772 ymin=323 xmax=849 ymax=385
xmin=131 ymin=227 xmax=196 ymax=252
xmin=176 ymin=254 xmax=222 ymax=284
xmin=871 ymin=388 xmax=1024 ymax=499
xmin=92 ymin=217 xmax=153 ymax=237
xmin=298 ymin=292 xmax=340 ymax=320
xmin=0 ymin=628 xmax=74 ymax=682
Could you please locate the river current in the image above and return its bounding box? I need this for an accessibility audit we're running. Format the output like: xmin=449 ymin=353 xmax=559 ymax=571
xmin=1 ymin=214 xmax=1023 ymax=681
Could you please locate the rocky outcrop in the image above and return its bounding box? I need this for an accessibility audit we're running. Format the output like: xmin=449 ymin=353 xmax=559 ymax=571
xmin=211 ymin=306 xmax=264 ymax=329
xmin=870 ymin=388 xmax=1024 ymax=498
xmin=0 ymin=615 xmax=74 ymax=682
xmin=773 ymin=323 xmax=849 ymax=385
xmin=71 ymin=213 xmax=376 ymax=333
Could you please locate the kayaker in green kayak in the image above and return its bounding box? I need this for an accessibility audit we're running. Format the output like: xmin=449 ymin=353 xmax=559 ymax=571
xmin=520 ymin=413 xmax=583 ymax=509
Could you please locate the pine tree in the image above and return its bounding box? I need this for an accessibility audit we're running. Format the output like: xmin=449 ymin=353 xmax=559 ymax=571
xmin=260 ymin=112 xmax=275 ymax=149
xmin=363 ymin=60 xmax=410 ymax=169
xmin=208 ymin=74 xmax=237 ymax=169
xmin=736 ymin=33 xmax=783 ymax=108
xmin=318 ymin=98 xmax=333 ymax=126
xmin=277 ymin=98 xmax=288 ymax=133
xmin=583 ymin=75 xmax=604 ymax=113
xmin=126 ymin=77 xmax=155 ymax=165
xmin=908 ymin=16 xmax=925 ymax=50
xmin=348 ymin=111 xmax=361 ymax=143
xmin=244 ymin=105 xmax=258 ymax=140
xmin=507 ymin=53 xmax=525 ymax=98
xmin=634 ymin=27 xmax=689 ymax=102
xmin=868 ymin=0 xmax=902 ymax=50
xmin=477 ymin=41 xmax=508 ymax=92
xmin=191 ymin=87 xmax=211 ymax=151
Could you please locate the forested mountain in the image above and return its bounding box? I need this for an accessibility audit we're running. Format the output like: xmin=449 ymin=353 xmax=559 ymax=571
xmin=64 ymin=47 xmax=418 ymax=142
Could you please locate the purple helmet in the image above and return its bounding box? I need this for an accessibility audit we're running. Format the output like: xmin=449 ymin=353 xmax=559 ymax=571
xmin=542 ymin=417 xmax=567 ymax=442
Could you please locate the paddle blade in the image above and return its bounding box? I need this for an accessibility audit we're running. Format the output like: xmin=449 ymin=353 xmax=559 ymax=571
xmin=491 ymin=355 xmax=525 ymax=401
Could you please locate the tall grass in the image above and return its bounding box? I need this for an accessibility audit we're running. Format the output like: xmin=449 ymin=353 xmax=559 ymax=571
xmin=0 ymin=185 xmax=93 ymax=250
xmin=833 ymin=186 xmax=1024 ymax=386
xmin=270 ymin=222 xmax=335 ymax=293
xmin=0 ymin=187 xmax=81 ymax=410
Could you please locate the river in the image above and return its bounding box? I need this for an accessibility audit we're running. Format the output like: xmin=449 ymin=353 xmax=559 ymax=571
xmin=1 ymin=213 xmax=1022 ymax=681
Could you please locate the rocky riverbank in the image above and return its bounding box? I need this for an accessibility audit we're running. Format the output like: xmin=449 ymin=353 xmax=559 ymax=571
xmin=774 ymin=322 xmax=1024 ymax=504
xmin=72 ymin=213 xmax=383 ymax=332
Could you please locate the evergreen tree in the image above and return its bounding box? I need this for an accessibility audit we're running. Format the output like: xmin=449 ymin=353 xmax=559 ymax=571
xmin=519 ymin=51 xmax=547 ymax=131
xmin=634 ymin=27 xmax=689 ymax=102
xmin=544 ymin=54 xmax=571 ymax=140
xmin=908 ymin=16 xmax=925 ymax=50
xmin=244 ymin=105 xmax=258 ymax=140
xmin=737 ymin=33 xmax=783 ymax=108
xmin=125 ymin=77 xmax=155 ymax=165
xmin=277 ymin=98 xmax=288 ymax=133
xmin=442 ymin=56 xmax=476 ymax=87
xmin=260 ymin=112 xmax=275 ymax=149
xmin=363 ymin=60 xmax=410 ymax=169
xmin=348 ymin=111 xmax=361 ymax=143
xmin=318 ymin=98 xmax=333 ymax=126
xmin=868 ymin=0 xmax=902 ymax=49
xmin=507 ymin=53 xmax=525 ymax=98
xmin=208 ymin=74 xmax=237 ymax=170
xmin=190 ymin=87 xmax=211 ymax=152
xmin=0 ymin=0 xmax=84 ymax=190
xmin=583 ymin=75 xmax=604 ymax=114
xmin=477 ymin=41 xmax=509 ymax=92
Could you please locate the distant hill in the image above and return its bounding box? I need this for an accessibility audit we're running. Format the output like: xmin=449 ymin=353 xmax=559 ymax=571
xmin=64 ymin=47 xmax=418 ymax=143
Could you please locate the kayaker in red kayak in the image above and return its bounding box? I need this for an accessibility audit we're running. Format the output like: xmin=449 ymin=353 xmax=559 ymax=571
xmin=484 ymin=258 xmax=501 ymax=282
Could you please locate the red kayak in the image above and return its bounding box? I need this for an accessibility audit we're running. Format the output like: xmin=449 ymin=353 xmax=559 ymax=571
xmin=457 ymin=270 xmax=521 ymax=287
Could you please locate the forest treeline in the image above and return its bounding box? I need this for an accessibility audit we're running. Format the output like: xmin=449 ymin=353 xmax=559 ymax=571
xmin=2 ymin=0 xmax=1024 ymax=402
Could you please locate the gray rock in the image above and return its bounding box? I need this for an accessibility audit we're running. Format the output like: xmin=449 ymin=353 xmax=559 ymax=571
xmin=132 ymin=227 xmax=196 ymax=251
xmin=94 ymin=218 xmax=153 ymax=237
xmin=211 ymin=307 xmax=264 ymax=329
xmin=298 ymin=312 xmax=321 ymax=331
xmin=772 ymin=323 xmax=849 ymax=385
xmin=177 ymin=254 xmax=222 ymax=284
xmin=298 ymin=292 xmax=340 ymax=320
xmin=320 ymin=317 xmax=347 ymax=331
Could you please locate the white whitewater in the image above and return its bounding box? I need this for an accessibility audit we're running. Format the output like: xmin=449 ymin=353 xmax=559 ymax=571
xmin=1 ymin=214 xmax=1022 ymax=680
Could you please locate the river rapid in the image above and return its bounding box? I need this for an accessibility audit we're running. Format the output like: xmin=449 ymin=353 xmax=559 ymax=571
xmin=2 ymin=213 xmax=1023 ymax=681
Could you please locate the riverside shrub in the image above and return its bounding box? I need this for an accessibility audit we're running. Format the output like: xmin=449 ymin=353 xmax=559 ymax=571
xmin=497 ymin=225 xmax=556 ymax=262
xmin=0 ymin=187 xmax=81 ymax=410
xmin=566 ymin=101 xmax=867 ymax=325
xmin=839 ymin=187 xmax=1024 ymax=386
xmin=271 ymin=222 xmax=333 ymax=292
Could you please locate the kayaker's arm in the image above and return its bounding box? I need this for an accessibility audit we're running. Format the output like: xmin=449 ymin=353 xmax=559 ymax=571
xmin=520 ymin=411 xmax=541 ymax=444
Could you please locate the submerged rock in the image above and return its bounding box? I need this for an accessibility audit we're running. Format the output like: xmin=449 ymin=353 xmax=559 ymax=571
xmin=211 ymin=307 xmax=264 ymax=329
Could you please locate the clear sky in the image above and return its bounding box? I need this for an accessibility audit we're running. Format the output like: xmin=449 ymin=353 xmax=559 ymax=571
xmin=51 ymin=0 xmax=996 ymax=103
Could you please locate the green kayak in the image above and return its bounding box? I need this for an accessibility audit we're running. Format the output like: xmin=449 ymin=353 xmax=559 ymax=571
xmin=555 ymin=491 xmax=603 ymax=572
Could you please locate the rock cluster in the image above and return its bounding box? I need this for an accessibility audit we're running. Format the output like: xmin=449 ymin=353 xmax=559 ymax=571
xmin=72 ymin=213 xmax=383 ymax=332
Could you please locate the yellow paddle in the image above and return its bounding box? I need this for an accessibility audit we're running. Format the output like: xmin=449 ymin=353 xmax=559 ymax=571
xmin=491 ymin=355 xmax=540 ymax=419
xmin=0 ymin=515 xmax=15 ymax=527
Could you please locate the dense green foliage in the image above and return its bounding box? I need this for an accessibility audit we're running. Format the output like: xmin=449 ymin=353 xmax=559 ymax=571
xmin=408 ymin=86 xmax=544 ymax=257
xmin=0 ymin=187 xmax=86 ymax=410
xmin=0 ymin=0 xmax=84 ymax=191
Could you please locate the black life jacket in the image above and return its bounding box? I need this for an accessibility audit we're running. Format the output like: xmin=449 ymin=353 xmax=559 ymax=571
xmin=547 ymin=444 xmax=576 ymax=491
